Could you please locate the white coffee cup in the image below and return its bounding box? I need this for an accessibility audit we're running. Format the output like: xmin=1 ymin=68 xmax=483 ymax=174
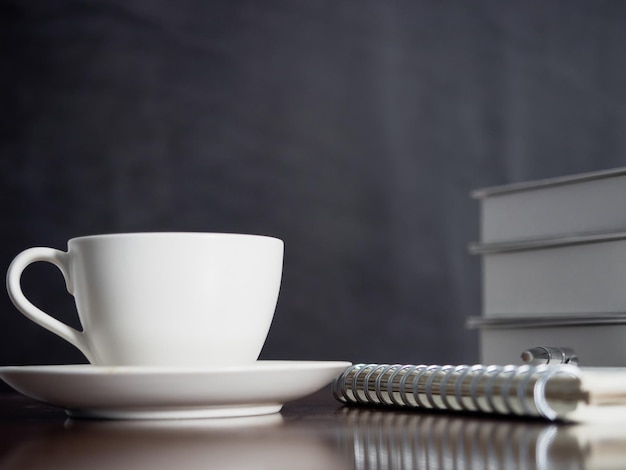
xmin=6 ymin=233 xmax=284 ymax=367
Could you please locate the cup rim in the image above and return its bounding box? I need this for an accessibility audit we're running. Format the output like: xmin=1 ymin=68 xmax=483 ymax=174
xmin=67 ymin=232 xmax=283 ymax=244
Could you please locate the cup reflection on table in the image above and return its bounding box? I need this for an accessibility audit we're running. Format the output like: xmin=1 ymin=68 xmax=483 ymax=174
xmin=0 ymin=414 xmax=345 ymax=470
xmin=336 ymin=406 xmax=626 ymax=470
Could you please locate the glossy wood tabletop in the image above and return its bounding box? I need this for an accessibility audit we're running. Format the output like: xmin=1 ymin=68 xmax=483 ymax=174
xmin=0 ymin=388 xmax=624 ymax=469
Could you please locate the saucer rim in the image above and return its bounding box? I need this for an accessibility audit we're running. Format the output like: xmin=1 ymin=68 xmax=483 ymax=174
xmin=0 ymin=360 xmax=352 ymax=375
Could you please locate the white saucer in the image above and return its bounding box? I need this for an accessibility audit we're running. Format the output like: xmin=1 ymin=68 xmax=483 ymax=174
xmin=0 ymin=361 xmax=351 ymax=420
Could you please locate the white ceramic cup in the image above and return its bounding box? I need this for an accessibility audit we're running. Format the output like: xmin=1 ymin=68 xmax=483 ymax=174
xmin=6 ymin=233 xmax=284 ymax=367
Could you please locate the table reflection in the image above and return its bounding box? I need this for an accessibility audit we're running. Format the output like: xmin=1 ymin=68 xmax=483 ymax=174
xmin=0 ymin=413 xmax=346 ymax=470
xmin=335 ymin=406 xmax=626 ymax=469
xmin=3 ymin=393 xmax=626 ymax=470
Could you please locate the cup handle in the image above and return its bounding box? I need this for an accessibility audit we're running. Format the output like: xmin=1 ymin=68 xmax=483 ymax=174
xmin=6 ymin=247 xmax=95 ymax=363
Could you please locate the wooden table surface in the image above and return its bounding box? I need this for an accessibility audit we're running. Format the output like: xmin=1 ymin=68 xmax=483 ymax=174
xmin=0 ymin=387 xmax=623 ymax=469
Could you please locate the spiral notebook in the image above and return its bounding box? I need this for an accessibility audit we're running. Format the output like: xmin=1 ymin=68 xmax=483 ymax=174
xmin=332 ymin=363 xmax=626 ymax=422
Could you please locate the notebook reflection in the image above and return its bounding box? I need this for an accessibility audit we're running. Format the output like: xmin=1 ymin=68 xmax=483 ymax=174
xmin=337 ymin=407 xmax=626 ymax=470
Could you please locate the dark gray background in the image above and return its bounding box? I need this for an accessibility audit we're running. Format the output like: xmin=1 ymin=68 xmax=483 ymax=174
xmin=1 ymin=1 xmax=625 ymax=386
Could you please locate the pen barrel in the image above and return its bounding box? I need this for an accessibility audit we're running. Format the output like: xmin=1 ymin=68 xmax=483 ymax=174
xmin=521 ymin=346 xmax=578 ymax=365
xmin=333 ymin=363 xmax=584 ymax=420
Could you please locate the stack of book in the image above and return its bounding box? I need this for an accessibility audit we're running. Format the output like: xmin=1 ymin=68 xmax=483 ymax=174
xmin=467 ymin=167 xmax=626 ymax=366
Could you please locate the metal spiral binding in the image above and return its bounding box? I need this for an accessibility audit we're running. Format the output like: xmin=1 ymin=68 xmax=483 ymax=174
xmin=332 ymin=363 xmax=583 ymax=421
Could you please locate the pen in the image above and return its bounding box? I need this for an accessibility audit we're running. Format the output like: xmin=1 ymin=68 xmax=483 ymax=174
xmin=520 ymin=346 xmax=578 ymax=366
